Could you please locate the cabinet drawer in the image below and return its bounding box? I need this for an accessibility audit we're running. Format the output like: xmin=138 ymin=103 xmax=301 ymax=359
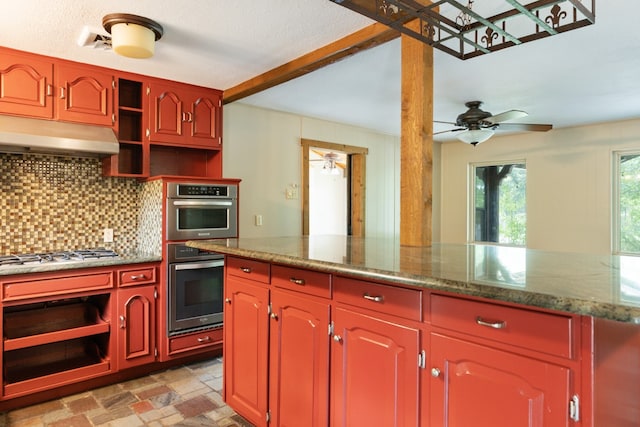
xmin=169 ymin=328 xmax=223 ymax=355
xmin=272 ymin=265 xmax=331 ymax=298
xmin=431 ymin=294 xmax=573 ymax=358
xmin=118 ymin=265 xmax=157 ymax=287
xmin=2 ymin=271 xmax=114 ymax=301
xmin=226 ymin=256 xmax=270 ymax=284
xmin=334 ymin=276 xmax=422 ymax=321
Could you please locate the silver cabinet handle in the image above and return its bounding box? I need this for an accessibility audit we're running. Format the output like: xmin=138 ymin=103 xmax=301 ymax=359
xmin=333 ymin=335 xmax=342 ymax=343
xmin=130 ymin=274 xmax=146 ymax=280
xmin=270 ymin=313 xmax=278 ymax=320
xmin=60 ymin=87 xmax=66 ymax=99
xmin=182 ymin=111 xmax=188 ymax=122
xmin=289 ymin=277 xmax=305 ymax=285
xmin=363 ymin=293 xmax=383 ymax=302
xmin=197 ymin=336 xmax=211 ymax=343
xmin=476 ymin=316 xmax=507 ymax=329
xmin=186 ymin=111 xmax=193 ymax=122
xmin=431 ymin=368 xmax=441 ymax=378
xmin=119 ymin=315 xmax=126 ymax=329
xmin=46 ymin=84 xmax=53 ymax=97
xmin=240 ymin=267 xmax=252 ymax=273
xmin=225 ymin=298 xmax=231 ymax=304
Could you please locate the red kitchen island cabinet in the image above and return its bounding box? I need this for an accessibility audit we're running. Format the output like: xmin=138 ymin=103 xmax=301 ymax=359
xmin=223 ymin=260 xmax=270 ymax=427
xmin=269 ymin=277 xmax=331 ymax=427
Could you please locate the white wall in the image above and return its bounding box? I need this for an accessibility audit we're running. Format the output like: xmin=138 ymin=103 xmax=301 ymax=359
xmin=223 ymin=103 xmax=401 ymax=238
xmin=309 ymin=164 xmax=347 ymax=235
xmin=439 ymin=118 xmax=640 ymax=254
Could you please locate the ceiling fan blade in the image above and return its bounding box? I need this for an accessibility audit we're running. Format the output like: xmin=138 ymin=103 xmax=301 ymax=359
xmin=486 ymin=110 xmax=528 ymax=124
xmin=498 ymin=122 xmax=553 ymax=132
xmin=433 ymin=128 xmax=466 ymax=136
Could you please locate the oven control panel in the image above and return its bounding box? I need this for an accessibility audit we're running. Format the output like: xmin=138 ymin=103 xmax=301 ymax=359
xmin=167 ymin=243 xmax=223 ymax=263
xmin=167 ymin=183 xmax=238 ymax=199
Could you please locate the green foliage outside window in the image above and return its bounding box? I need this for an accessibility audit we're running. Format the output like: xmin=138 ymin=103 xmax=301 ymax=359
xmin=474 ymin=164 xmax=526 ymax=245
xmin=619 ymin=154 xmax=640 ymax=253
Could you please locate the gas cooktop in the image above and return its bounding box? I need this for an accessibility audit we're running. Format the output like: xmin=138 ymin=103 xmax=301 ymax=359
xmin=0 ymin=249 xmax=118 ymax=267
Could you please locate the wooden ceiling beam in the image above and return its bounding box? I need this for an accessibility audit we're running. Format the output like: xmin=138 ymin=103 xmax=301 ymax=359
xmin=222 ymin=22 xmax=399 ymax=104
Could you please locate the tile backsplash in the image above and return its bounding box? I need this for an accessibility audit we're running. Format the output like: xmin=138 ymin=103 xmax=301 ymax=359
xmin=0 ymin=153 xmax=158 ymax=255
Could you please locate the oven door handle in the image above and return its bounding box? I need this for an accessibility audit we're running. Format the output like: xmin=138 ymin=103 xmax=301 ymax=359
xmin=173 ymin=260 xmax=224 ymax=270
xmin=171 ymin=200 xmax=234 ymax=206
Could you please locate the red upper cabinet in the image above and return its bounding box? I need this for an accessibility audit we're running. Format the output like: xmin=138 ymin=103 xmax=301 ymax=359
xmin=0 ymin=49 xmax=54 ymax=119
xmin=149 ymin=81 xmax=221 ymax=149
xmin=55 ymin=62 xmax=114 ymax=126
xmin=0 ymin=48 xmax=114 ymax=125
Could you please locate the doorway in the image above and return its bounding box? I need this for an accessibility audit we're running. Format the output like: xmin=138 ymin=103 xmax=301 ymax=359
xmin=301 ymin=139 xmax=368 ymax=237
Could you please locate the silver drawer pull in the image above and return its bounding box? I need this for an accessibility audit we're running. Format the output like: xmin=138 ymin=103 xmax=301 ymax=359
xmin=363 ymin=293 xmax=384 ymax=303
xmin=476 ymin=316 xmax=506 ymax=329
xmin=289 ymin=277 xmax=305 ymax=285
xmin=197 ymin=336 xmax=211 ymax=343
xmin=240 ymin=267 xmax=252 ymax=273
xmin=130 ymin=274 xmax=146 ymax=280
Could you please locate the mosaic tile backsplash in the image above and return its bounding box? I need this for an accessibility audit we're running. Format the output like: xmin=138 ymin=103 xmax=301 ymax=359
xmin=0 ymin=153 xmax=158 ymax=255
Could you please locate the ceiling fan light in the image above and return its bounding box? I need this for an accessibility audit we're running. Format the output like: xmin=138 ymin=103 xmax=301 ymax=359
xmin=457 ymin=129 xmax=494 ymax=145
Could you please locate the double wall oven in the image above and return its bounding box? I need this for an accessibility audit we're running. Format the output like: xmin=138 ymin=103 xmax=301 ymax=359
xmin=165 ymin=182 xmax=238 ymax=336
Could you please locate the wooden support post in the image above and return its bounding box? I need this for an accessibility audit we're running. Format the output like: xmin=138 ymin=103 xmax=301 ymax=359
xmin=400 ymin=23 xmax=433 ymax=247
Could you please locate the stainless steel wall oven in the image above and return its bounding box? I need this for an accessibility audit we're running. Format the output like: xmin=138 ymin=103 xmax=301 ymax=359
xmin=166 ymin=182 xmax=238 ymax=241
xmin=167 ymin=243 xmax=224 ymax=336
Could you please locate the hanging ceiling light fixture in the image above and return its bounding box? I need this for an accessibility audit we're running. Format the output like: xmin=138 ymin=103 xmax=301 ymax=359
xmin=102 ymin=13 xmax=163 ymax=59
xmin=329 ymin=0 xmax=595 ymax=60
xmin=456 ymin=127 xmax=495 ymax=145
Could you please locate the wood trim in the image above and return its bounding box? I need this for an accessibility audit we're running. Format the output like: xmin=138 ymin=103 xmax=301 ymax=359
xmin=399 ymin=23 xmax=433 ymax=246
xmin=223 ymin=23 xmax=399 ymax=104
xmin=350 ymin=153 xmax=366 ymax=237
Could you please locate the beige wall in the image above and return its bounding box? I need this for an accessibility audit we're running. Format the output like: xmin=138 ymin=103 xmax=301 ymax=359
xmin=439 ymin=118 xmax=640 ymax=254
xmin=224 ymin=103 xmax=639 ymax=255
xmin=223 ymin=103 xmax=401 ymax=239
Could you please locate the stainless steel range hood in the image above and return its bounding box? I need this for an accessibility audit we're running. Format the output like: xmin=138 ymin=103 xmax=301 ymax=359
xmin=0 ymin=115 xmax=119 ymax=157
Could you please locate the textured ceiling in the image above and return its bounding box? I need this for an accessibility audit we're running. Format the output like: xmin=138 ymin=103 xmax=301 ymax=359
xmin=2 ymin=1 xmax=639 ymax=138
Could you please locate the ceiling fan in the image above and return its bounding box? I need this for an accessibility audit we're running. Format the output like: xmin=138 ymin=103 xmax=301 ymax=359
xmin=434 ymin=101 xmax=553 ymax=146
xmin=310 ymin=149 xmax=346 ymax=174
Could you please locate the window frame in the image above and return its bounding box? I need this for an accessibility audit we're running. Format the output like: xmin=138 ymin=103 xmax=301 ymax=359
xmin=613 ymin=150 xmax=640 ymax=255
xmin=468 ymin=159 xmax=527 ymax=247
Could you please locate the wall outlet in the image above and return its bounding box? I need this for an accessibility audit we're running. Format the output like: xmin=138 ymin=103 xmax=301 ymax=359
xmin=286 ymin=184 xmax=299 ymax=199
xmin=103 ymin=228 xmax=114 ymax=243
xmin=255 ymin=215 xmax=263 ymax=226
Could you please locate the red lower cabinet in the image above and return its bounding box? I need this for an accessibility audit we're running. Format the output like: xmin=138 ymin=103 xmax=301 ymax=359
xmin=224 ymin=277 xmax=270 ymax=427
xmin=429 ymin=333 xmax=572 ymax=427
xmin=117 ymin=285 xmax=157 ymax=370
xmin=330 ymin=306 xmax=420 ymax=427
xmin=269 ymin=289 xmax=330 ymax=427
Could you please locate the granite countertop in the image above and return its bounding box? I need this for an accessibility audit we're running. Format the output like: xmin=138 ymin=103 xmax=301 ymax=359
xmin=187 ymin=236 xmax=640 ymax=323
xmin=0 ymin=253 xmax=162 ymax=277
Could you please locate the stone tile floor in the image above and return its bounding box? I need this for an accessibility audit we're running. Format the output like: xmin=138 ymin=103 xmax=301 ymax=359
xmin=0 ymin=357 xmax=254 ymax=427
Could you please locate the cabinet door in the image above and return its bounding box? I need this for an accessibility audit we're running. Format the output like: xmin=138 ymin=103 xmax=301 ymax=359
xmin=331 ymin=306 xmax=420 ymax=427
xmin=224 ymin=277 xmax=270 ymax=427
xmin=0 ymin=50 xmax=53 ymax=118
xmin=430 ymin=333 xmax=572 ymax=427
xmin=185 ymin=87 xmax=222 ymax=148
xmin=56 ymin=63 xmax=113 ymax=126
xmin=269 ymin=289 xmax=330 ymax=427
xmin=117 ymin=286 xmax=157 ymax=370
xmin=149 ymin=82 xmax=184 ymax=144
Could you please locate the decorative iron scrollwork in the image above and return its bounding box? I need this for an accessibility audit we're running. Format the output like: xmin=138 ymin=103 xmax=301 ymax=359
xmin=481 ymin=28 xmax=499 ymax=48
xmin=546 ymin=5 xmax=568 ymax=28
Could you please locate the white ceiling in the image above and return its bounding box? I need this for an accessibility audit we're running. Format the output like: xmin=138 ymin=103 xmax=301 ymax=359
xmin=2 ymin=1 xmax=639 ymax=139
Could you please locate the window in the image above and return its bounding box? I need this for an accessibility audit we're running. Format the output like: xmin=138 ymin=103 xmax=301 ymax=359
xmin=615 ymin=152 xmax=640 ymax=254
xmin=471 ymin=162 xmax=526 ymax=245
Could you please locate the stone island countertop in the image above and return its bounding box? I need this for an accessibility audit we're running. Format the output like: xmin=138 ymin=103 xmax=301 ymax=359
xmin=188 ymin=236 xmax=640 ymax=323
